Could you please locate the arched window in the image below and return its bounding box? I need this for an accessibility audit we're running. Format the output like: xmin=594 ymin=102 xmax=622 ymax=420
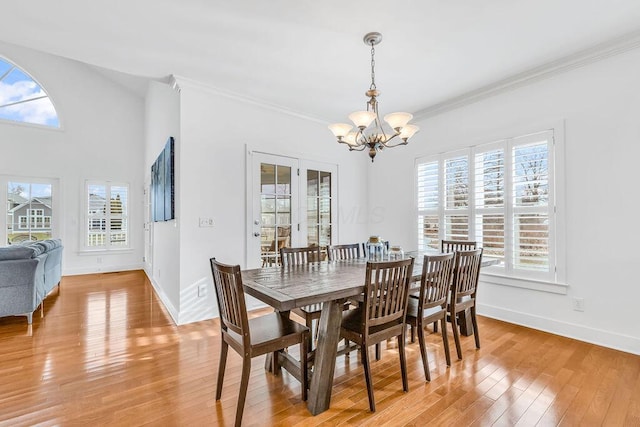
xmin=0 ymin=57 xmax=60 ymax=128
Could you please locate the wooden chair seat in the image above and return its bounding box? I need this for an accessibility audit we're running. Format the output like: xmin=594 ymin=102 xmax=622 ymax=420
xmin=341 ymin=307 xmax=404 ymax=338
xmin=225 ymin=312 xmax=309 ymax=354
xmin=406 ymin=298 xmax=446 ymax=322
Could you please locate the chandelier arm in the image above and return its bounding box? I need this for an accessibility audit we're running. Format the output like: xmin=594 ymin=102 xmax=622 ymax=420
xmin=378 ymin=133 xmax=409 ymax=149
xmin=336 ymin=139 xmax=366 ymax=151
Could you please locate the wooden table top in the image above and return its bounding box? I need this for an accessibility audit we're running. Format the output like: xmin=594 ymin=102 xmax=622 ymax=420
xmin=242 ymin=259 xmax=368 ymax=312
xmin=242 ymin=251 xmax=500 ymax=312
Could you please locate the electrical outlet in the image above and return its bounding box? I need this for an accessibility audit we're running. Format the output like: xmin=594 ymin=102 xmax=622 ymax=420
xmin=198 ymin=283 xmax=207 ymax=297
xmin=572 ymin=297 xmax=585 ymax=312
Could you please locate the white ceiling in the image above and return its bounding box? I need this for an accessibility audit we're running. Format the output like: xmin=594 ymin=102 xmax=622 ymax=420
xmin=3 ymin=0 xmax=640 ymax=122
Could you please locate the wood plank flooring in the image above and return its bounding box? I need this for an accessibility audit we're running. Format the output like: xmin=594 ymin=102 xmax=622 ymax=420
xmin=0 ymin=270 xmax=638 ymax=426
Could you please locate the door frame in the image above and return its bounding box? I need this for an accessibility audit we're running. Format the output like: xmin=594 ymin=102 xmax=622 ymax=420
xmin=245 ymin=149 xmax=300 ymax=269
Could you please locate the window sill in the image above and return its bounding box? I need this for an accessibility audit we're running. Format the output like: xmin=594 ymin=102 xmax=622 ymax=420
xmin=480 ymin=271 xmax=568 ymax=295
xmin=78 ymin=248 xmax=134 ymax=256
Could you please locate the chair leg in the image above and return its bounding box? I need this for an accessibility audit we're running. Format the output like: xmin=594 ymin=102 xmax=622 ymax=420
xmin=362 ymin=344 xmax=376 ymax=412
xmin=235 ymin=357 xmax=252 ymax=427
xmin=451 ymin=310 xmax=463 ymax=360
xmin=398 ymin=332 xmax=408 ymax=392
xmin=216 ymin=340 xmax=228 ymax=400
xmin=441 ymin=316 xmax=451 ymax=366
xmin=433 ymin=321 xmax=438 ymax=333
xmin=375 ymin=343 xmax=381 ymax=361
xmin=416 ymin=321 xmax=430 ymax=381
xmin=301 ymin=331 xmax=308 ymax=401
xmin=471 ymin=306 xmax=480 ymax=349
xmin=306 ymin=317 xmax=314 ymax=351
xmin=410 ymin=322 xmax=416 ymax=343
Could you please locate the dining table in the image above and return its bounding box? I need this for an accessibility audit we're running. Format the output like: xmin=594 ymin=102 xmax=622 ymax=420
xmin=241 ymin=251 xmax=499 ymax=415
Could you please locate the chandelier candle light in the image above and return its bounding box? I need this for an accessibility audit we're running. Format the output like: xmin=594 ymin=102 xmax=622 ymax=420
xmin=329 ymin=32 xmax=419 ymax=162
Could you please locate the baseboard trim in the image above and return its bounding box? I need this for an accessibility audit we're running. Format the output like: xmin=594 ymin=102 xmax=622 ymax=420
xmin=143 ymin=268 xmax=179 ymax=325
xmin=64 ymin=263 xmax=143 ymax=276
xmin=478 ymin=303 xmax=640 ymax=355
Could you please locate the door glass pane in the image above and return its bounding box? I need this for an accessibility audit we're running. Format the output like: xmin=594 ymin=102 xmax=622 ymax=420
xmin=261 ymin=164 xmax=275 ymax=194
xmin=319 ymin=225 xmax=331 ymax=247
xmin=260 ymin=163 xmax=293 ymax=266
xmin=7 ymin=181 xmax=53 ymax=244
xmin=306 ymin=169 xmax=332 ymax=248
xmin=276 ymin=166 xmax=291 ymax=195
xmin=307 ymin=225 xmax=318 ymax=246
xmin=307 ymin=170 xmax=318 ymax=196
xmin=319 ymin=172 xmax=331 ymax=198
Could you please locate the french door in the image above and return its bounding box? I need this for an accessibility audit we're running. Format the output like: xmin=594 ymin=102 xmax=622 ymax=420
xmin=246 ymin=152 xmax=337 ymax=269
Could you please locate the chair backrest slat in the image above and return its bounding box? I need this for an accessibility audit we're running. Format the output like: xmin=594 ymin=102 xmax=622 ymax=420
xmin=280 ymin=246 xmax=322 ymax=266
xmin=441 ymin=240 xmax=477 ymax=253
xmin=419 ymin=253 xmax=455 ymax=311
xmin=364 ymin=258 xmax=414 ymax=328
xmin=327 ymin=243 xmax=361 ymax=261
xmin=210 ymin=258 xmax=250 ymax=343
xmin=452 ymin=249 xmax=483 ymax=299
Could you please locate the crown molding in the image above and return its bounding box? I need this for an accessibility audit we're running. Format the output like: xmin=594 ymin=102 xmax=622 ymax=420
xmin=414 ymin=29 xmax=640 ymax=120
xmin=170 ymin=75 xmax=328 ymax=125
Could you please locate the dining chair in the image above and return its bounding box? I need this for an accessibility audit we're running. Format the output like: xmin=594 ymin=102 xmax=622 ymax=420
xmin=340 ymin=257 xmax=415 ymax=412
xmin=280 ymin=245 xmax=322 ymax=266
xmin=210 ymin=258 xmax=309 ymax=427
xmin=428 ymin=239 xmax=477 ymax=333
xmin=441 ymin=239 xmax=477 ymax=253
xmin=281 ymin=245 xmax=338 ymax=349
xmin=327 ymin=243 xmax=362 ymax=261
xmin=448 ymin=248 xmax=483 ymax=359
xmin=405 ymin=253 xmax=454 ymax=381
xmin=326 ymin=243 xmax=363 ymax=353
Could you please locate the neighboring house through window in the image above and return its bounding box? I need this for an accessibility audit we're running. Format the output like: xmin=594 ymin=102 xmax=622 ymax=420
xmin=4 ymin=180 xmax=55 ymax=244
xmin=85 ymin=181 xmax=129 ymax=250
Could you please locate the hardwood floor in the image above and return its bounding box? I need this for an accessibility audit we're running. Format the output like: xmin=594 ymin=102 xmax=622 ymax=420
xmin=0 ymin=270 xmax=638 ymax=426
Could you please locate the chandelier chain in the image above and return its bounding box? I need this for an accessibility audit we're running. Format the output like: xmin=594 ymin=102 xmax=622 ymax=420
xmin=370 ymin=42 xmax=376 ymax=90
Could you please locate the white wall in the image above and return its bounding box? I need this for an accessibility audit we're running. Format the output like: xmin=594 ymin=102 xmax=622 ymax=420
xmin=0 ymin=42 xmax=145 ymax=275
xmin=144 ymin=81 xmax=181 ymax=321
xmin=370 ymin=48 xmax=640 ymax=354
xmin=157 ymin=78 xmax=370 ymax=323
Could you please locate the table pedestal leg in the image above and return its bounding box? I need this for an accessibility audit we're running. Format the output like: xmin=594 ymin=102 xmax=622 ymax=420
xmin=307 ymin=299 xmax=342 ymax=415
xmin=265 ymin=310 xmax=290 ymax=373
xmin=458 ymin=308 xmax=473 ymax=336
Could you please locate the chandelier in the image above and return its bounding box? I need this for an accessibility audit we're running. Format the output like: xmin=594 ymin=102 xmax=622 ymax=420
xmin=329 ymin=32 xmax=419 ymax=162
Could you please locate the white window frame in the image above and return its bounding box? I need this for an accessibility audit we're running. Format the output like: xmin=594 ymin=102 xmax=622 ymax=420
xmin=83 ymin=180 xmax=130 ymax=251
xmin=415 ymin=124 xmax=567 ymax=293
xmin=2 ymin=176 xmax=59 ymax=245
